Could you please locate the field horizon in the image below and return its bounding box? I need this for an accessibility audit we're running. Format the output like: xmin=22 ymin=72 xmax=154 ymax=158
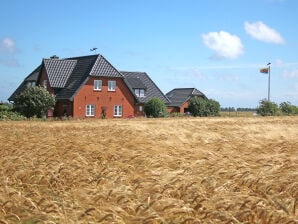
xmin=0 ymin=116 xmax=297 ymax=223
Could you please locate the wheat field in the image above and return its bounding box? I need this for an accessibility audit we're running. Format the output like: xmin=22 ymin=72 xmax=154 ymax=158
xmin=0 ymin=117 xmax=297 ymax=223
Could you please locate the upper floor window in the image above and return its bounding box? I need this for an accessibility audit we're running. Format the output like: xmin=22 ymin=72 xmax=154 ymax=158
xmin=134 ymin=88 xmax=145 ymax=97
xmin=94 ymin=80 xmax=102 ymax=91
xmin=108 ymin=80 xmax=116 ymax=91
xmin=43 ymin=80 xmax=47 ymax=89
xmin=86 ymin=104 xmax=95 ymax=117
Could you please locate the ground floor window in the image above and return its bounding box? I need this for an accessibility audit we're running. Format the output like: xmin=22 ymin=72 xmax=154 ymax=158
xmin=114 ymin=105 xmax=122 ymax=117
xmin=86 ymin=104 xmax=95 ymax=116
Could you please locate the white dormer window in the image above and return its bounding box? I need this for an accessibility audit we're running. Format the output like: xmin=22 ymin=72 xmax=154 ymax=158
xmin=134 ymin=88 xmax=145 ymax=97
xmin=94 ymin=80 xmax=102 ymax=90
xmin=26 ymin=81 xmax=36 ymax=88
xmin=108 ymin=80 xmax=116 ymax=91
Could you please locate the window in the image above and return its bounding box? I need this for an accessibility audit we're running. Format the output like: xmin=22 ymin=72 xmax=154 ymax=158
xmin=43 ymin=80 xmax=47 ymax=89
xmin=139 ymin=105 xmax=143 ymax=112
xmin=134 ymin=88 xmax=145 ymax=97
xmin=26 ymin=81 xmax=36 ymax=88
xmin=94 ymin=80 xmax=102 ymax=90
xmin=86 ymin=104 xmax=95 ymax=116
xmin=108 ymin=80 xmax=116 ymax=91
xmin=114 ymin=105 xmax=122 ymax=117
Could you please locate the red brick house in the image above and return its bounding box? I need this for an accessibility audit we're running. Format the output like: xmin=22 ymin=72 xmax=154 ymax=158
xmin=9 ymin=54 xmax=170 ymax=118
xmin=166 ymin=88 xmax=207 ymax=114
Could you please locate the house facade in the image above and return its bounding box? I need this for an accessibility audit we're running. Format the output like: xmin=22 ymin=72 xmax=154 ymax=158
xmin=9 ymin=54 xmax=171 ymax=118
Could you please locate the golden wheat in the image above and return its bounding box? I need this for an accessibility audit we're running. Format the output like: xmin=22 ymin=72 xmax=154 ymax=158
xmin=0 ymin=117 xmax=297 ymax=223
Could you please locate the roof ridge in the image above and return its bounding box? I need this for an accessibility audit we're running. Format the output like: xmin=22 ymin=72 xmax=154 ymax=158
xmin=65 ymin=54 xmax=100 ymax=60
xmin=120 ymin=71 xmax=146 ymax=74
xmin=89 ymin=55 xmax=123 ymax=78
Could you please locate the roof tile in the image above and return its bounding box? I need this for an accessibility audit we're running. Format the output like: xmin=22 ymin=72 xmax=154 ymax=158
xmin=121 ymin=71 xmax=170 ymax=104
xmin=90 ymin=55 xmax=123 ymax=78
xmin=44 ymin=59 xmax=77 ymax=88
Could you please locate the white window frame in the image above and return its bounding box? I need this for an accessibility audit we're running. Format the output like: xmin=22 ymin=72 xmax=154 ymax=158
xmin=94 ymin=80 xmax=102 ymax=91
xmin=86 ymin=104 xmax=95 ymax=117
xmin=108 ymin=80 xmax=116 ymax=91
xmin=43 ymin=80 xmax=47 ymax=89
xmin=114 ymin=105 xmax=122 ymax=117
xmin=27 ymin=81 xmax=36 ymax=88
xmin=134 ymin=88 xmax=145 ymax=97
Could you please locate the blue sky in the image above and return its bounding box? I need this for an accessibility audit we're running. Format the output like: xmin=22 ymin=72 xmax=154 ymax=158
xmin=1 ymin=0 xmax=298 ymax=108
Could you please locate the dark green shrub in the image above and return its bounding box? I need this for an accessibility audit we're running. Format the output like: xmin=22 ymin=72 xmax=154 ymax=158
xmin=0 ymin=110 xmax=25 ymax=121
xmin=207 ymin=99 xmax=220 ymax=116
xmin=257 ymin=99 xmax=278 ymax=116
xmin=0 ymin=104 xmax=10 ymax=111
xmin=144 ymin=97 xmax=167 ymax=118
xmin=188 ymin=97 xmax=220 ymax=117
xmin=279 ymin=101 xmax=297 ymax=115
xmin=14 ymin=86 xmax=56 ymax=118
xmin=188 ymin=97 xmax=207 ymax=117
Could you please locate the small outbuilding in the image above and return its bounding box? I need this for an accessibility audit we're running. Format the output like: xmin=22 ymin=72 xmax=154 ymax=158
xmin=166 ymin=88 xmax=207 ymax=114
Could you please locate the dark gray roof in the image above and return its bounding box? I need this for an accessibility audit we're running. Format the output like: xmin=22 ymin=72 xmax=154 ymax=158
xmin=9 ymin=54 xmax=169 ymax=104
xmin=44 ymin=59 xmax=77 ymax=88
xmin=25 ymin=66 xmax=41 ymax=81
xmin=89 ymin=55 xmax=123 ymax=78
xmin=166 ymin=88 xmax=207 ymax=107
xmin=126 ymin=77 xmax=146 ymax=89
xmin=8 ymin=65 xmax=42 ymax=101
xmin=9 ymin=55 xmax=99 ymax=101
xmin=55 ymin=55 xmax=99 ymax=100
xmin=121 ymin=71 xmax=170 ymax=104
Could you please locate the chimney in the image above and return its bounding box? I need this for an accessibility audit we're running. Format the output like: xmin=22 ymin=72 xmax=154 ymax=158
xmin=50 ymin=55 xmax=59 ymax=59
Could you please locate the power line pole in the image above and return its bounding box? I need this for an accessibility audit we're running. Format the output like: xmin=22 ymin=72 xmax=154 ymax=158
xmin=267 ymin=62 xmax=271 ymax=102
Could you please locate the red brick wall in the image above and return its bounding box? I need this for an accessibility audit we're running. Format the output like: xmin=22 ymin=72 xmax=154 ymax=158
xmin=134 ymin=104 xmax=145 ymax=117
xmin=54 ymin=101 xmax=73 ymax=117
xmin=73 ymin=77 xmax=136 ymax=118
xmin=167 ymin=101 xmax=189 ymax=114
xmin=167 ymin=106 xmax=179 ymax=113
xmin=180 ymin=101 xmax=189 ymax=113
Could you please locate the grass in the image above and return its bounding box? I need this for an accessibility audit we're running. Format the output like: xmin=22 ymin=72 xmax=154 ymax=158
xmin=220 ymin=111 xmax=257 ymax=117
xmin=0 ymin=117 xmax=297 ymax=223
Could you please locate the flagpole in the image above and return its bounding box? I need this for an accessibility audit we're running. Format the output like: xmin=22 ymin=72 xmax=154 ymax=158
xmin=267 ymin=62 xmax=271 ymax=102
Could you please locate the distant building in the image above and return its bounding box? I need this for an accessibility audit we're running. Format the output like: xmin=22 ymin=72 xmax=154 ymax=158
xmin=166 ymin=88 xmax=207 ymax=114
xmin=9 ymin=54 xmax=207 ymax=118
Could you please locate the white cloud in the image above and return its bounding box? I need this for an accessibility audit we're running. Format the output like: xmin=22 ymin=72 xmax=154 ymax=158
xmin=202 ymin=31 xmax=244 ymax=59
xmin=282 ymin=69 xmax=298 ymax=78
xmin=0 ymin=37 xmax=20 ymax=67
xmin=274 ymin=59 xmax=284 ymax=67
xmin=244 ymin=21 xmax=285 ymax=44
xmin=0 ymin=37 xmax=17 ymax=54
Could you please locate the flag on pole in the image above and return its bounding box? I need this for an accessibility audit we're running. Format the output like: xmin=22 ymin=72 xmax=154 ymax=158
xmin=260 ymin=68 xmax=269 ymax=74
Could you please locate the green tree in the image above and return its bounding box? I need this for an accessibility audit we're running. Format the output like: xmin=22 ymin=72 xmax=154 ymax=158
xmin=144 ymin=97 xmax=167 ymax=118
xmin=257 ymin=99 xmax=278 ymax=116
xmin=14 ymin=86 xmax=56 ymax=118
xmin=188 ymin=96 xmax=207 ymax=117
xmin=188 ymin=97 xmax=220 ymax=117
xmin=279 ymin=101 xmax=297 ymax=115
xmin=207 ymin=99 xmax=221 ymax=116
